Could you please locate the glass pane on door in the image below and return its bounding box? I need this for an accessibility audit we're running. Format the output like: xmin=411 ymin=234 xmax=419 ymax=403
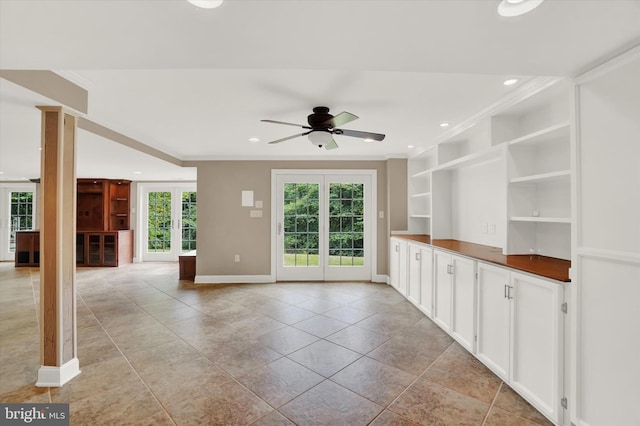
xmin=9 ymin=191 xmax=34 ymax=252
xmin=181 ymin=191 xmax=197 ymax=252
xmin=328 ymin=183 xmax=365 ymax=267
xmin=283 ymin=183 xmax=320 ymax=267
xmin=148 ymin=191 xmax=172 ymax=253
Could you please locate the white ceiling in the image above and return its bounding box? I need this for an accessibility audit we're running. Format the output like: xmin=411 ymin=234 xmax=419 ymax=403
xmin=1 ymin=0 xmax=639 ymax=181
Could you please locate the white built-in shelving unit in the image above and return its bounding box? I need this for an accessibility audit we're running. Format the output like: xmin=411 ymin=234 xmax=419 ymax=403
xmin=407 ymin=78 xmax=573 ymax=260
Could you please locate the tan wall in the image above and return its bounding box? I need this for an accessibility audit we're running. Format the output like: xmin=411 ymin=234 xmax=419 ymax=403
xmin=387 ymin=158 xmax=408 ymax=232
xmin=194 ymin=159 xmax=407 ymax=279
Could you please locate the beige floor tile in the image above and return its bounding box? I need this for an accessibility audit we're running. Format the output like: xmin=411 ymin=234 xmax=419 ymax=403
xmin=367 ymin=335 xmax=450 ymax=376
xmin=165 ymin=380 xmax=272 ymax=425
xmin=291 ymin=315 xmax=349 ymax=338
xmin=287 ymin=339 xmax=361 ymax=377
xmin=258 ymin=326 xmax=319 ymax=355
xmin=279 ymin=380 xmax=383 ymax=426
xmin=250 ymin=410 xmax=295 ymax=426
xmin=237 ymin=357 xmax=324 ymax=407
xmin=331 ymin=356 xmax=417 ymax=406
xmin=322 ymin=305 xmax=374 ymax=324
xmin=493 ymin=383 xmax=555 ymax=425
xmin=389 ymin=378 xmax=489 ymax=426
xmin=369 ymin=410 xmax=421 ymax=426
xmin=483 ymin=406 xmax=550 ymax=426
xmin=69 ymin=380 xmax=162 ymax=426
xmin=262 ymin=305 xmax=317 ymax=325
xmin=326 ymin=324 xmax=390 ymax=354
xmin=421 ymin=342 xmax=501 ymax=403
xmin=216 ymin=342 xmax=282 ymax=377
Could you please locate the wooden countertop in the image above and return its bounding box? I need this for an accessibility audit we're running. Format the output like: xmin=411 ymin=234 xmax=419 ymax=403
xmin=391 ymin=235 xmax=570 ymax=282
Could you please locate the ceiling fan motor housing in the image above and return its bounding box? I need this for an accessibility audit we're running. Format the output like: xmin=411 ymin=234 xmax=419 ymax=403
xmin=308 ymin=106 xmax=333 ymax=129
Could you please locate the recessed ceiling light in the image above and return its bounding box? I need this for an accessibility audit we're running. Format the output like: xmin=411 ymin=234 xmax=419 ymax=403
xmin=0 ymin=171 xmax=4 ymax=175
xmin=248 ymin=137 xmax=260 ymax=143
xmin=504 ymin=78 xmax=519 ymax=86
xmin=497 ymin=0 xmax=544 ymax=17
xmin=440 ymin=122 xmax=450 ymax=128
xmin=408 ymin=145 xmax=415 ymax=149
xmin=188 ymin=0 xmax=223 ymax=8
xmin=133 ymin=171 xmax=142 ymax=175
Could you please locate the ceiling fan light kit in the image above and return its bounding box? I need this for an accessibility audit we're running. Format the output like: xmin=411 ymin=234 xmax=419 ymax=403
xmin=187 ymin=0 xmax=223 ymax=9
xmin=497 ymin=0 xmax=544 ymax=17
xmin=261 ymin=106 xmax=385 ymax=150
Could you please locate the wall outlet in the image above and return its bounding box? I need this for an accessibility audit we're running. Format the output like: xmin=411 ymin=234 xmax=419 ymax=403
xmin=379 ymin=211 xmax=384 ymax=219
xmin=234 ymin=254 xmax=240 ymax=263
xmin=482 ymin=223 xmax=488 ymax=234
xmin=490 ymin=224 xmax=496 ymax=234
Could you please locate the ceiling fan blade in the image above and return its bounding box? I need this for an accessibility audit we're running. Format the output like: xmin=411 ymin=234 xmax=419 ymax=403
xmin=268 ymin=132 xmax=309 ymax=144
xmin=323 ymin=111 xmax=358 ymax=128
xmin=261 ymin=119 xmax=311 ymax=129
xmin=324 ymin=139 xmax=339 ymax=150
xmin=334 ymin=128 xmax=385 ymax=141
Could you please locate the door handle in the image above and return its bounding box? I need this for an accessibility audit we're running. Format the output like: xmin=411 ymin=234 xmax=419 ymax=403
xmin=415 ymin=252 xmax=421 ymax=261
xmin=504 ymin=284 xmax=508 ymax=299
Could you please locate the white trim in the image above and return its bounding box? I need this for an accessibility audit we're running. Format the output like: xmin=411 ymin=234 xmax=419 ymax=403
xmin=36 ymin=358 xmax=81 ymax=387
xmin=574 ymin=44 xmax=640 ymax=84
xmin=194 ymin=275 xmax=274 ymax=284
xmin=576 ymin=247 xmax=640 ymax=265
xmin=372 ymin=274 xmax=389 ymax=284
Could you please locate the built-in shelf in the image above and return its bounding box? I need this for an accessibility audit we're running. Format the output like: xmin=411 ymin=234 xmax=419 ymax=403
xmin=510 ymin=216 xmax=571 ymax=224
xmin=434 ymin=145 xmax=502 ymax=171
xmin=510 ymin=170 xmax=571 ymax=184
xmin=507 ymin=121 xmax=570 ymax=147
xmin=411 ymin=192 xmax=431 ymax=198
xmin=411 ymin=170 xmax=431 ymax=179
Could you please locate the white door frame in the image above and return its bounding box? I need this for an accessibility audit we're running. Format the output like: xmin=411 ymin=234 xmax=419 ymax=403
xmin=138 ymin=182 xmax=197 ymax=262
xmin=271 ymin=169 xmax=377 ymax=282
xmin=0 ymin=183 xmax=37 ymax=261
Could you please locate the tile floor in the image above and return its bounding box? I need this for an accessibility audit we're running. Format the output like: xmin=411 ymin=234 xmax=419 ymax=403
xmin=0 ymin=262 xmax=554 ymax=425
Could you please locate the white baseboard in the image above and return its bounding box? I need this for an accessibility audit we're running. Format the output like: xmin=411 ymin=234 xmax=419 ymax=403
xmin=36 ymin=358 xmax=81 ymax=387
xmin=194 ymin=275 xmax=275 ymax=285
xmin=372 ymin=274 xmax=390 ymax=284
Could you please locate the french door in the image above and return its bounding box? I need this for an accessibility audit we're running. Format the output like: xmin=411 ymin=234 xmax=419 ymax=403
xmin=140 ymin=184 xmax=196 ymax=261
xmin=0 ymin=184 xmax=37 ymax=261
xmin=275 ymin=171 xmax=374 ymax=281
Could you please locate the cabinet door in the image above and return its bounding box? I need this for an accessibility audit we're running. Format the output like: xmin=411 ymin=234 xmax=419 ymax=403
xmin=510 ymin=272 xmax=563 ymax=424
xmin=389 ymin=239 xmax=400 ymax=290
xmin=87 ymin=234 xmax=103 ymax=266
xmin=476 ymin=262 xmax=511 ymax=380
xmin=450 ymin=255 xmax=476 ymax=352
xmin=419 ymin=247 xmax=434 ymax=318
xmin=433 ymin=250 xmax=452 ymax=331
xmin=407 ymin=243 xmax=421 ymax=305
xmin=397 ymin=240 xmax=408 ymax=296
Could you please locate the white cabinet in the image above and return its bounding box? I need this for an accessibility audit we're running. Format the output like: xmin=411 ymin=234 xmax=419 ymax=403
xmin=418 ymin=246 xmax=434 ymax=318
xmin=407 ymin=243 xmax=421 ymax=305
xmin=433 ymin=249 xmax=476 ymax=352
xmin=389 ymin=237 xmax=407 ymax=296
xmin=477 ymin=262 xmax=564 ymax=425
xmin=510 ymin=271 xmax=563 ymax=425
xmin=477 ymin=262 xmax=512 ymax=380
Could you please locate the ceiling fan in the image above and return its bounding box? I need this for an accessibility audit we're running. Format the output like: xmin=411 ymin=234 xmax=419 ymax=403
xmin=261 ymin=106 xmax=385 ymax=150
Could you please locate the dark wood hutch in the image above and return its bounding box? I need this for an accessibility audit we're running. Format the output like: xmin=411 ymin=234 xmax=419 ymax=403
xmin=15 ymin=178 xmax=133 ymax=267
